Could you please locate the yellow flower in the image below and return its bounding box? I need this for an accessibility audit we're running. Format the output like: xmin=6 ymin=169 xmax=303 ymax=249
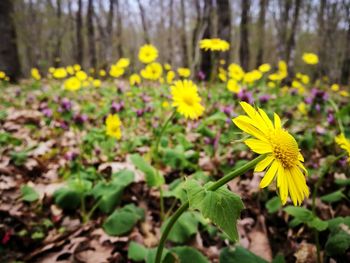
xmin=64 ymin=77 xmax=81 ymax=91
xmin=228 ymin=63 xmax=244 ymax=81
xmin=109 ymin=65 xmax=125 ymax=78
xmin=105 ymin=114 xmax=122 ymax=140
xmin=292 ymin=80 xmax=302 ymax=88
xmin=53 ymin=68 xmax=67 ymax=79
xmin=258 ymin=63 xmax=271 ymax=73
xmin=92 ymin=79 xmax=101 ymax=88
xmin=116 ymin=58 xmax=130 ymax=68
xmin=297 ymin=102 xmax=307 ymax=115
xmin=66 ymin=66 xmax=75 ymax=75
xmin=171 ymin=80 xmax=204 ymax=120
xmin=138 ymin=44 xmax=158 ymax=64
xmin=218 ymin=71 xmax=227 ymax=82
xmin=302 ymin=53 xmax=319 ymax=65
xmin=31 ymin=68 xmax=41 ymax=80
xmin=99 ymin=69 xmax=106 ymax=77
xmin=331 ymin=84 xmax=339 ymax=91
xmin=166 ymin=70 xmax=176 ymax=84
xmin=162 ymin=101 xmax=170 ymax=108
xmin=73 ymin=64 xmax=81 ymax=71
xmin=232 ymin=102 xmax=309 ymax=206
xmin=141 ymin=62 xmax=163 ymax=80
xmin=0 ymin=71 xmax=6 ymax=79
xmin=220 ymin=59 xmax=226 ymax=65
xmin=301 ymin=75 xmax=310 ymax=85
xmin=76 ymin=71 xmax=88 ymax=81
xmin=177 ymin=67 xmax=191 ymax=78
xmin=335 ymin=133 xmax=350 ymax=162
xmin=227 ymin=79 xmax=240 ymax=93
xmin=164 ymin=63 xmax=172 ymax=71
xmin=48 ymin=67 xmax=55 ymax=74
xmin=339 ymin=90 xmax=349 ymax=97
xmin=243 ymin=70 xmax=262 ymax=84
xmin=129 ymin=73 xmax=141 ymax=86
xmin=267 ymin=81 xmax=276 ymax=88
xmin=199 ymin=38 xmax=230 ymax=52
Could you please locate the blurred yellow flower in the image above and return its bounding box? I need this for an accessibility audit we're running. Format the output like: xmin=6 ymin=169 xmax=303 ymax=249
xmin=109 ymin=65 xmax=125 ymax=78
xmin=162 ymin=101 xmax=170 ymax=108
xmin=228 ymin=63 xmax=244 ymax=81
xmin=227 ymin=79 xmax=240 ymax=93
xmin=48 ymin=67 xmax=55 ymax=74
xmin=267 ymin=81 xmax=276 ymax=88
xmin=177 ymin=67 xmax=191 ymax=78
xmin=92 ymin=79 xmax=101 ymax=88
xmin=105 ymin=114 xmax=122 ymax=140
xmin=331 ymin=84 xmax=339 ymax=91
xmin=64 ymin=77 xmax=81 ymax=91
xmin=297 ymin=102 xmax=307 ymax=115
xmin=164 ymin=63 xmax=172 ymax=71
xmin=171 ymin=80 xmax=204 ymax=120
xmin=335 ymin=133 xmax=350 ymax=162
xmin=258 ymin=63 xmax=271 ymax=73
xmin=116 ymin=58 xmax=130 ymax=68
xmin=166 ymin=70 xmax=176 ymax=84
xmin=339 ymin=90 xmax=349 ymax=97
xmin=99 ymin=69 xmax=106 ymax=77
xmin=141 ymin=62 xmax=163 ymax=80
xmin=76 ymin=71 xmax=88 ymax=81
xmin=139 ymin=44 xmax=158 ymax=64
xmin=31 ymin=68 xmax=41 ymax=80
xmin=302 ymin=53 xmax=319 ymax=65
xmin=53 ymin=68 xmax=67 ymax=79
xmin=200 ymin=38 xmax=230 ymax=51
xmin=244 ymin=70 xmax=262 ymax=84
xmin=0 ymin=71 xmax=6 ymax=79
xmin=220 ymin=59 xmax=226 ymax=65
xmin=66 ymin=66 xmax=75 ymax=75
xmin=73 ymin=64 xmax=81 ymax=71
xmin=129 ymin=73 xmax=141 ymax=86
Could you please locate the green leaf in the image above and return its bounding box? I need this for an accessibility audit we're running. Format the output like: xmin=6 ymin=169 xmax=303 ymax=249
xmin=272 ymin=254 xmax=286 ymax=263
xmin=185 ymin=179 xmax=244 ymax=241
xmin=91 ymin=182 xmax=124 ymax=213
xmin=162 ymin=211 xmax=199 ymax=243
xmin=145 ymin=247 xmax=172 ymax=263
xmin=265 ymin=196 xmax=281 ymax=213
xmin=308 ymin=217 xmax=328 ymax=231
xmin=219 ymin=247 xmax=268 ymax=263
xmin=103 ymin=204 xmax=144 ymax=236
xmin=21 ymin=185 xmax=39 ymax=202
xmin=171 ymin=246 xmax=209 ymax=263
xmin=284 ymin=206 xmax=313 ymax=222
xmin=53 ymin=187 xmax=81 ymax=210
xmin=130 ymin=154 xmax=164 ymax=187
xmin=325 ymin=230 xmax=350 ymax=256
xmin=327 ymin=217 xmax=350 ymax=232
xmin=321 ymin=190 xmax=347 ymax=203
xmin=112 ymin=169 xmax=135 ymax=187
xmin=128 ymin=241 xmax=148 ymax=262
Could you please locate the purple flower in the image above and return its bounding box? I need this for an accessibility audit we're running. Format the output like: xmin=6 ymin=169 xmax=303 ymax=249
xmin=142 ymin=94 xmax=152 ymax=103
xmin=259 ymin=94 xmax=270 ymax=104
xmin=136 ymin=109 xmax=144 ymax=117
xmin=42 ymin=108 xmax=53 ymax=118
xmin=65 ymin=151 xmax=78 ymax=161
xmin=327 ymin=113 xmax=336 ymax=125
xmin=197 ymin=71 xmax=206 ymax=81
xmin=61 ymin=98 xmax=72 ymax=111
xmin=74 ymin=113 xmax=88 ymax=124
xmin=305 ymin=97 xmax=313 ymax=104
xmin=111 ymin=101 xmax=124 ymax=113
xmin=237 ymin=89 xmax=254 ymax=104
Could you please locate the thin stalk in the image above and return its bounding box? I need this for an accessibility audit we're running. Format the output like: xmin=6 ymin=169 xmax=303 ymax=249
xmin=155 ymin=154 xmax=266 ymax=263
xmin=154 ymin=110 xmax=177 ymax=157
xmin=328 ymin=99 xmax=344 ymax=134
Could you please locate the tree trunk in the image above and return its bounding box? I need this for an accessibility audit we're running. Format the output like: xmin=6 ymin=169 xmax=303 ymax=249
xmin=200 ymin=0 xmax=213 ymax=80
xmin=76 ymin=0 xmax=84 ymax=66
xmin=137 ymin=0 xmax=150 ymax=43
xmin=167 ymin=0 xmax=174 ymax=64
xmin=256 ymin=0 xmax=268 ymax=67
xmin=116 ymin=0 xmax=123 ymax=57
xmin=286 ymin=0 xmax=302 ymax=68
xmin=180 ymin=0 xmax=189 ymax=67
xmin=53 ymin=0 xmax=62 ymax=67
xmin=217 ymin=0 xmax=232 ymax=63
xmin=340 ymin=3 xmax=350 ymax=84
xmin=239 ymin=0 xmax=250 ymax=70
xmin=317 ymin=0 xmax=327 ymax=76
xmin=87 ymin=0 xmax=97 ymax=69
xmin=68 ymin=0 xmax=77 ymax=65
xmin=0 ymin=0 xmax=21 ymax=81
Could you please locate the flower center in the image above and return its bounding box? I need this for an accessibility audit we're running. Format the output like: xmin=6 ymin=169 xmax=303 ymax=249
xmin=183 ymin=94 xmax=195 ymax=106
xmin=270 ymin=129 xmax=299 ymax=168
xmin=212 ymin=39 xmax=220 ymax=45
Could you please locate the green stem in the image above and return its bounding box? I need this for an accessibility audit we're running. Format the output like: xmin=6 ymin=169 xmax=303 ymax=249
xmin=155 ymin=154 xmax=266 ymax=263
xmin=328 ymin=99 xmax=344 ymax=134
xmin=154 ymin=110 xmax=177 ymax=158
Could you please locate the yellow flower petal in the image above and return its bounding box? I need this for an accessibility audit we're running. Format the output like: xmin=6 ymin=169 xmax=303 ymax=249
xmin=255 ymin=155 xmax=274 ymax=172
xmin=260 ymin=161 xmax=278 ymax=188
xmin=245 ymin=139 xmax=272 ymax=154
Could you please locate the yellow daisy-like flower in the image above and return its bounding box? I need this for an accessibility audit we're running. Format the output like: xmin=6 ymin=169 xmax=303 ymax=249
xmin=302 ymin=53 xmax=319 ymax=65
xmin=166 ymin=71 xmax=176 ymax=84
xmin=331 ymin=84 xmax=339 ymax=92
xmin=76 ymin=70 xmax=88 ymax=81
xmin=66 ymin=66 xmax=75 ymax=75
xmin=105 ymin=114 xmax=122 ymax=140
xmin=99 ymin=69 xmax=107 ymax=77
xmin=0 ymin=71 xmax=6 ymax=79
xmin=227 ymin=79 xmax=240 ymax=93
xmin=129 ymin=73 xmax=141 ymax=86
xmin=116 ymin=58 xmax=130 ymax=68
xmin=64 ymin=77 xmax=81 ymax=91
xmin=138 ymin=44 xmax=158 ymax=64
xmin=109 ymin=65 xmax=125 ymax=78
xmin=53 ymin=68 xmax=67 ymax=79
xmin=73 ymin=64 xmax=81 ymax=71
xmin=258 ymin=63 xmax=271 ymax=73
xmin=177 ymin=67 xmax=191 ymax=78
xmin=92 ymin=79 xmax=101 ymax=88
xmin=228 ymin=63 xmax=244 ymax=81
xmin=141 ymin=62 xmax=163 ymax=80
xmin=335 ymin=133 xmax=350 ymax=163
xmin=171 ymin=80 xmax=204 ymax=120
xmin=200 ymin=38 xmax=230 ymax=52
xmin=232 ymin=102 xmax=309 ymax=206
xmin=31 ymin=68 xmax=41 ymax=80
xmin=339 ymin=90 xmax=349 ymax=97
